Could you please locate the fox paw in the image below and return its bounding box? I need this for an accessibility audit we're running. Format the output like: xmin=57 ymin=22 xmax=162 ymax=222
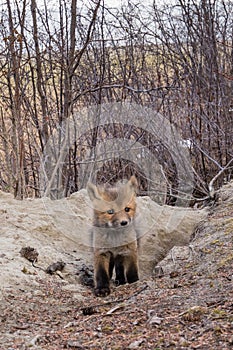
xmin=94 ymin=287 xmax=110 ymax=297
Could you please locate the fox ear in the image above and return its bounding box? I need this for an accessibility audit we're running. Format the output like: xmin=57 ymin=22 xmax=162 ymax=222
xmin=128 ymin=176 xmax=138 ymax=193
xmin=87 ymin=182 xmax=101 ymax=201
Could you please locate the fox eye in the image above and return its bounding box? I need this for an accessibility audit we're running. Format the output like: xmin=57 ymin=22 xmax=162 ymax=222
xmin=107 ymin=209 xmax=114 ymax=215
xmin=125 ymin=207 xmax=130 ymax=212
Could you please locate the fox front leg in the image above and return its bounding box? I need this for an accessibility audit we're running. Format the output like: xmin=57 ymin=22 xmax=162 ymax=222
xmin=115 ymin=255 xmax=126 ymax=285
xmin=115 ymin=254 xmax=139 ymax=285
xmin=125 ymin=254 xmax=139 ymax=284
xmin=126 ymin=262 xmax=139 ymax=283
xmin=94 ymin=251 xmax=113 ymax=297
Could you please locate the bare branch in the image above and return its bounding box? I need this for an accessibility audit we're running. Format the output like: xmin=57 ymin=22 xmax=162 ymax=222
xmin=209 ymin=158 xmax=233 ymax=198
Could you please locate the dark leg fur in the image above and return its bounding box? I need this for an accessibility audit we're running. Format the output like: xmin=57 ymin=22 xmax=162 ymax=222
xmin=126 ymin=262 xmax=139 ymax=284
xmin=94 ymin=252 xmax=114 ymax=297
xmin=95 ymin=265 xmax=110 ymax=297
xmin=109 ymin=254 xmax=114 ymax=280
xmin=115 ymin=255 xmax=126 ymax=285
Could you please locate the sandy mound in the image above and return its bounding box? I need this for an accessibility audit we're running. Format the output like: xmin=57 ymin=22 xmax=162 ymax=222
xmin=0 ymin=189 xmax=205 ymax=295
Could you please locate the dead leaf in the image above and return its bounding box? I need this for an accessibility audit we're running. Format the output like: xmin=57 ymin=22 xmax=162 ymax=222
xmin=148 ymin=315 xmax=163 ymax=325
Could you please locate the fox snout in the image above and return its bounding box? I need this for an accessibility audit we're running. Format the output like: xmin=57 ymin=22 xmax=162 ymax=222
xmin=120 ymin=220 xmax=128 ymax=226
xmin=109 ymin=213 xmax=132 ymax=228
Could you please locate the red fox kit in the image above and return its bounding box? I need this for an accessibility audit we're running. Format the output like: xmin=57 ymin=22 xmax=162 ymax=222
xmin=87 ymin=176 xmax=139 ymax=296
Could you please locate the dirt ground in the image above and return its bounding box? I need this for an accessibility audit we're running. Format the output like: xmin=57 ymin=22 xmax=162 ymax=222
xmin=0 ymin=182 xmax=232 ymax=349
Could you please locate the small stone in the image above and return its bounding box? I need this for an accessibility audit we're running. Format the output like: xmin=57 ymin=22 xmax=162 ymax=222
xmin=128 ymin=338 xmax=145 ymax=348
xmin=67 ymin=340 xmax=83 ymax=348
xmin=20 ymin=246 xmax=39 ymax=262
xmin=148 ymin=315 xmax=163 ymax=325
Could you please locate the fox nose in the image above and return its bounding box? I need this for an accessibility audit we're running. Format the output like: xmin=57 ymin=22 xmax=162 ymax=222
xmin=120 ymin=220 xmax=128 ymax=226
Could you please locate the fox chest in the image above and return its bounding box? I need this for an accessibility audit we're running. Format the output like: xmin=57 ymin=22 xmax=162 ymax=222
xmin=92 ymin=227 xmax=137 ymax=255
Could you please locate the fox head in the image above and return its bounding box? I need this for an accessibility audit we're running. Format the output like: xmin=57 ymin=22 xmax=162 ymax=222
xmin=87 ymin=176 xmax=138 ymax=228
